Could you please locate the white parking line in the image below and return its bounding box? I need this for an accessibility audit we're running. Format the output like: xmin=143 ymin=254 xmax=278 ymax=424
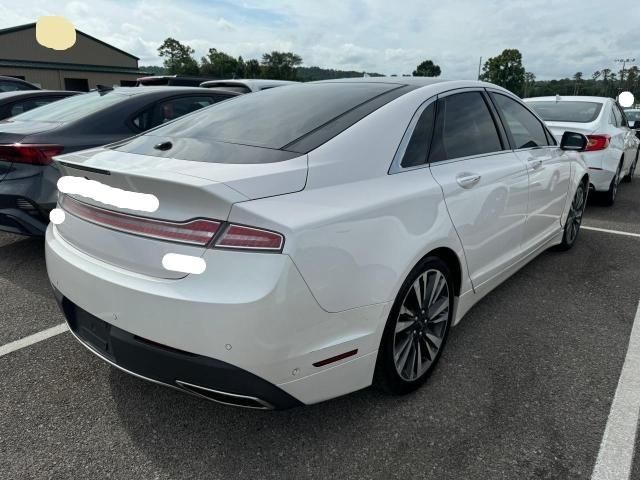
xmin=582 ymin=225 xmax=640 ymax=238
xmin=591 ymin=301 xmax=640 ymax=480
xmin=0 ymin=323 xmax=67 ymax=358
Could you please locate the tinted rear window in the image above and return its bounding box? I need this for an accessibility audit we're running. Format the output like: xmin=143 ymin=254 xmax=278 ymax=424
xmin=139 ymin=82 xmax=397 ymax=149
xmin=527 ymin=101 xmax=603 ymax=123
xmin=10 ymin=91 xmax=128 ymax=123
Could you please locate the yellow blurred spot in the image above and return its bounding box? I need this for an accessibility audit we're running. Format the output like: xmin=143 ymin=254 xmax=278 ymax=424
xmin=36 ymin=16 xmax=76 ymax=51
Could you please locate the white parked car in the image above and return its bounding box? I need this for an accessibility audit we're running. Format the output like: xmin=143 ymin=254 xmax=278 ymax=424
xmin=525 ymin=96 xmax=640 ymax=205
xmin=46 ymin=79 xmax=589 ymax=409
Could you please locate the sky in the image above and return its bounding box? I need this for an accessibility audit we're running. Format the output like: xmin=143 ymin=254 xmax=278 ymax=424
xmin=1 ymin=0 xmax=638 ymax=80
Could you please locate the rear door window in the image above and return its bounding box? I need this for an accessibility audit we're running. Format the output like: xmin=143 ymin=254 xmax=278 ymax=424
xmin=429 ymin=91 xmax=503 ymax=162
xmin=491 ymin=93 xmax=551 ymax=149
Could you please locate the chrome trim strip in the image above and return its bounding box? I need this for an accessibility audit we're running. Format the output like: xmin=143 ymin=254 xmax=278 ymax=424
xmin=175 ymin=380 xmax=274 ymax=410
xmin=66 ymin=320 xmax=274 ymax=410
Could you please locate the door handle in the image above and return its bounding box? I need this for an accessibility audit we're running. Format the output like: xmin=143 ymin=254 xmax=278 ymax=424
xmin=456 ymin=173 xmax=481 ymax=189
xmin=528 ymin=159 xmax=543 ymax=170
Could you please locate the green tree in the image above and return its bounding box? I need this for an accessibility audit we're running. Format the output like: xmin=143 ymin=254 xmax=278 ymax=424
xmin=573 ymin=72 xmax=583 ymax=95
xmin=480 ymin=49 xmax=526 ymax=96
xmin=523 ymin=71 xmax=536 ymax=97
xmin=157 ymin=38 xmax=199 ymax=75
xmin=244 ymin=59 xmax=262 ymax=78
xmin=412 ymin=59 xmax=441 ymax=77
xmin=261 ymin=51 xmax=303 ymax=80
xmin=200 ymin=48 xmax=239 ymax=78
xmin=592 ymin=70 xmax=601 ymax=81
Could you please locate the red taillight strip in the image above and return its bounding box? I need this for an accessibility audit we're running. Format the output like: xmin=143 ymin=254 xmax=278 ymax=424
xmin=60 ymin=195 xmax=220 ymax=245
xmin=215 ymin=224 xmax=284 ymax=251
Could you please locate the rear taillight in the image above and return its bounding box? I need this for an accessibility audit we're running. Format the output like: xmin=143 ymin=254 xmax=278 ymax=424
xmin=585 ymin=135 xmax=611 ymax=152
xmin=60 ymin=195 xmax=285 ymax=251
xmin=61 ymin=195 xmax=220 ymax=245
xmin=214 ymin=224 xmax=284 ymax=251
xmin=0 ymin=144 xmax=63 ymax=165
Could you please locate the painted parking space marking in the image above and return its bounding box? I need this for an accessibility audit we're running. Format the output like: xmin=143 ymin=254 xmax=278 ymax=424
xmin=582 ymin=226 xmax=640 ymax=239
xmin=0 ymin=323 xmax=67 ymax=358
xmin=591 ymin=301 xmax=640 ymax=480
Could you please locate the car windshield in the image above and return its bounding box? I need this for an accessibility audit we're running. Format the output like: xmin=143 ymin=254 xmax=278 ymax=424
xmin=625 ymin=110 xmax=640 ymax=122
xmin=10 ymin=90 xmax=128 ymax=123
xmin=138 ymin=82 xmax=397 ymax=149
xmin=527 ymin=100 xmax=603 ymax=123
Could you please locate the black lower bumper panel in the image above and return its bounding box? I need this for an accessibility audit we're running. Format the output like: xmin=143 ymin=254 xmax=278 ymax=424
xmin=55 ymin=290 xmax=302 ymax=410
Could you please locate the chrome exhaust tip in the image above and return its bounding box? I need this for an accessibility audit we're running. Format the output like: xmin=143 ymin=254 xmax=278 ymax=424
xmin=175 ymin=380 xmax=274 ymax=410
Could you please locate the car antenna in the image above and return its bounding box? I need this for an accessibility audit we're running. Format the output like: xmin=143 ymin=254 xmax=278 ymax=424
xmin=95 ymin=84 xmax=114 ymax=95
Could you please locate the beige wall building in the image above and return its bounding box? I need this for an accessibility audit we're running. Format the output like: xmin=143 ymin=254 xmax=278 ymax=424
xmin=0 ymin=23 xmax=146 ymax=90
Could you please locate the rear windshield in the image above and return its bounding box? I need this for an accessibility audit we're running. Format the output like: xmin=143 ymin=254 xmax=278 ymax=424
xmin=139 ymin=82 xmax=397 ymax=149
xmin=527 ymin=101 xmax=603 ymax=123
xmin=626 ymin=110 xmax=640 ymax=122
xmin=10 ymin=91 xmax=128 ymax=123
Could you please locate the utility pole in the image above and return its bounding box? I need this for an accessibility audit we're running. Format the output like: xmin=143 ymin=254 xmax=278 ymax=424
xmin=477 ymin=56 xmax=482 ymax=80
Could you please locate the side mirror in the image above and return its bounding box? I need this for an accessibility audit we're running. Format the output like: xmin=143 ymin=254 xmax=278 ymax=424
xmin=560 ymin=131 xmax=588 ymax=152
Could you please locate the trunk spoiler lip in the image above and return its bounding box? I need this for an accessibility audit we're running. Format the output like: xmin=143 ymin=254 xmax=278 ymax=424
xmin=56 ymin=161 xmax=111 ymax=175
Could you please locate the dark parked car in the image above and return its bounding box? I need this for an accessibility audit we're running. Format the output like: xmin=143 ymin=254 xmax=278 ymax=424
xmin=136 ymin=75 xmax=214 ymax=87
xmin=0 ymin=75 xmax=40 ymax=92
xmin=0 ymin=86 xmax=238 ymax=235
xmin=0 ymin=90 xmax=79 ymax=120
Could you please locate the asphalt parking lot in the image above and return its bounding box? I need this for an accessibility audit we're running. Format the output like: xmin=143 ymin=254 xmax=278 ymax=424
xmin=1 ymin=180 xmax=639 ymax=480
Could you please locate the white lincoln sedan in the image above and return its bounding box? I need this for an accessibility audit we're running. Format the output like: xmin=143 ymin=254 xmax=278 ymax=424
xmin=46 ymin=79 xmax=589 ymax=409
xmin=525 ymin=96 xmax=640 ymax=205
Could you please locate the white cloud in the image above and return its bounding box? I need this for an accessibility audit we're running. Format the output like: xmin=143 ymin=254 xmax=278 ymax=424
xmin=1 ymin=0 xmax=639 ymax=79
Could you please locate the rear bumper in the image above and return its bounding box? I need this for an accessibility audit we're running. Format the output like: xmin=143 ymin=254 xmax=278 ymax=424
xmin=54 ymin=289 xmax=301 ymax=409
xmin=587 ymin=168 xmax=615 ymax=192
xmin=0 ymin=195 xmax=49 ymax=235
xmin=45 ymin=224 xmax=387 ymax=406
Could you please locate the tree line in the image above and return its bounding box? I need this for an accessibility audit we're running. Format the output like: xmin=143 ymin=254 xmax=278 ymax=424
xmin=152 ymin=37 xmax=383 ymax=81
xmin=147 ymin=38 xmax=639 ymax=101
xmin=479 ymin=48 xmax=639 ymax=100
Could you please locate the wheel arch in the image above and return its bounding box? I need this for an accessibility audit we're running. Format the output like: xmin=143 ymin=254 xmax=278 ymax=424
xmin=418 ymin=247 xmax=463 ymax=298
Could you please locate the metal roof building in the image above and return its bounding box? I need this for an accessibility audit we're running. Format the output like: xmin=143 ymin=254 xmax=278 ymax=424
xmin=0 ymin=23 xmax=146 ymax=91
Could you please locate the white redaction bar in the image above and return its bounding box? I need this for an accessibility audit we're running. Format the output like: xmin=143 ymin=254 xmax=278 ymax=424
xmin=57 ymin=175 xmax=160 ymax=213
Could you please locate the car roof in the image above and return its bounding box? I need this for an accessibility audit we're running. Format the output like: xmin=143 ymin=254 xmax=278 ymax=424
xmin=92 ymin=86 xmax=237 ymax=97
xmin=524 ymin=95 xmax=610 ymax=104
xmin=200 ymin=79 xmax=296 ymax=90
xmin=0 ymin=90 xmax=75 ymax=100
xmin=0 ymin=75 xmax=39 ymax=88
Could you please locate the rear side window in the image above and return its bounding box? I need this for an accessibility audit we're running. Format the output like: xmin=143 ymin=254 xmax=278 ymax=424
xmin=429 ymin=92 xmax=503 ymax=162
xmin=142 ymin=83 xmax=397 ymax=149
xmin=11 ymin=91 xmax=127 ymax=123
xmin=9 ymin=97 xmax=59 ymax=116
xmin=492 ymin=93 xmax=550 ymax=149
xmin=612 ymin=103 xmax=624 ymax=127
xmin=401 ymin=102 xmax=435 ymax=168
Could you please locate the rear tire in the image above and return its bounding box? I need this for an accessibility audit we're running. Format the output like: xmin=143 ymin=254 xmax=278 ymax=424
xmin=602 ymin=162 xmax=622 ymax=206
xmin=375 ymin=256 xmax=453 ymax=395
xmin=553 ymin=179 xmax=588 ymax=251
xmin=623 ymin=150 xmax=638 ymax=183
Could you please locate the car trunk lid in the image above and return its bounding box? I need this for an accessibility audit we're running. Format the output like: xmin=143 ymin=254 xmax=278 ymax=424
xmin=53 ymin=146 xmax=306 ymax=279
